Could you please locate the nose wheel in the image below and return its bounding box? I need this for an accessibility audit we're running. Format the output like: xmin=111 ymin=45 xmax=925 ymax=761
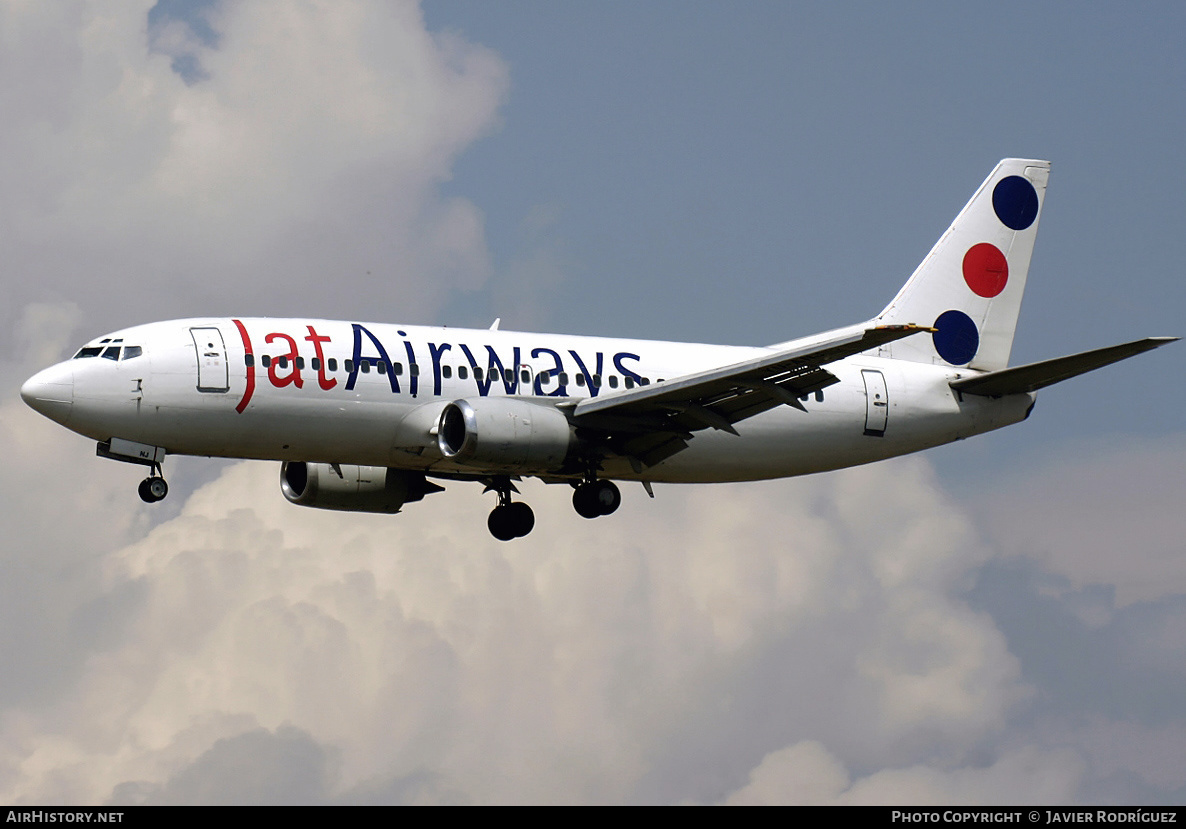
xmin=572 ymin=479 xmax=621 ymax=519
xmin=138 ymin=465 xmax=169 ymax=503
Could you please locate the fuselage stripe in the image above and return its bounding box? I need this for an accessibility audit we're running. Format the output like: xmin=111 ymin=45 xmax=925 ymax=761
xmin=233 ymin=318 xmax=255 ymax=413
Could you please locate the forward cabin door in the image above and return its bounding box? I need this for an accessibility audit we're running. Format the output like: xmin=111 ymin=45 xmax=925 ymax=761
xmin=191 ymin=327 xmax=230 ymax=393
xmin=862 ymin=369 xmax=888 ymax=437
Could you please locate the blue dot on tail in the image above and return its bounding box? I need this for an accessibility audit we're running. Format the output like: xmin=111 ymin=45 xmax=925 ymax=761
xmin=992 ymin=175 xmax=1039 ymax=230
xmin=932 ymin=310 xmax=979 ymax=365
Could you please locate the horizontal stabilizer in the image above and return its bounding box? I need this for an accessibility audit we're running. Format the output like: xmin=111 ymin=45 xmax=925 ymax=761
xmin=950 ymin=337 xmax=1178 ymax=397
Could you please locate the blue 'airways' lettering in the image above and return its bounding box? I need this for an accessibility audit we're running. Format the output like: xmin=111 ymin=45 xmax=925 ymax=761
xmin=568 ymin=349 xmax=604 ymax=397
xmin=428 ymin=342 xmax=451 ymax=396
xmin=347 ymin=324 xmax=399 ymax=393
xmin=458 ymin=344 xmax=522 ymax=396
xmin=613 ymin=351 xmax=643 ymax=385
xmin=532 ymin=347 xmax=567 ymax=396
xmin=399 ymin=331 xmax=418 ymax=397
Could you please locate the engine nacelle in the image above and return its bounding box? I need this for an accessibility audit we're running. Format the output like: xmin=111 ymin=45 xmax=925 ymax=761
xmin=280 ymin=462 xmax=434 ymax=513
xmin=437 ymin=398 xmax=574 ymax=472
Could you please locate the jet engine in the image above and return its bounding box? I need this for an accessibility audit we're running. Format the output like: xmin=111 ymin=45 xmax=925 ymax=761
xmin=280 ymin=462 xmax=438 ymax=513
xmin=437 ymin=398 xmax=574 ymax=472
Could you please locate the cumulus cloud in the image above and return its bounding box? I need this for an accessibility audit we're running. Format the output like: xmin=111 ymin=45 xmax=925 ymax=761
xmin=2 ymin=0 xmax=1184 ymax=807
xmin=972 ymin=436 xmax=1186 ymax=607
xmin=0 ymin=456 xmax=1036 ymax=805
xmin=0 ymin=0 xmax=507 ymax=328
xmin=721 ymin=741 xmax=1085 ymax=806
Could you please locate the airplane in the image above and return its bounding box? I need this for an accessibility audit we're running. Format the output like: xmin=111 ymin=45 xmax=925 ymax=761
xmin=20 ymin=159 xmax=1177 ymax=540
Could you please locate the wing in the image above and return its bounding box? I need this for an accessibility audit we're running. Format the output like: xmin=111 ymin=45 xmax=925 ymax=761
xmin=570 ymin=324 xmax=932 ymax=468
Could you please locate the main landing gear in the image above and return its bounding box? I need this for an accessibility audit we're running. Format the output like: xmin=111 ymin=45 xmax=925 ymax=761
xmin=137 ymin=464 xmax=169 ymax=504
xmin=484 ymin=476 xmax=622 ymax=541
xmin=487 ymin=478 xmax=535 ymax=541
xmin=572 ymin=479 xmax=621 ymax=519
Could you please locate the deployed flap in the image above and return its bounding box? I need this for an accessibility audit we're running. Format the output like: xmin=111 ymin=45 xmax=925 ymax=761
xmin=951 ymin=337 xmax=1178 ymax=397
xmin=573 ymin=325 xmax=931 ymax=455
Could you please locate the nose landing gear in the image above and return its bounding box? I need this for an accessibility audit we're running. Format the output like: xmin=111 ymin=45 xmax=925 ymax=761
xmin=137 ymin=464 xmax=169 ymax=503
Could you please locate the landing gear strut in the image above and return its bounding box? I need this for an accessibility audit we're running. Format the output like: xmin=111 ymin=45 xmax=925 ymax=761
xmin=486 ymin=478 xmax=535 ymax=541
xmin=572 ymin=479 xmax=621 ymax=519
xmin=137 ymin=464 xmax=168 ymax=504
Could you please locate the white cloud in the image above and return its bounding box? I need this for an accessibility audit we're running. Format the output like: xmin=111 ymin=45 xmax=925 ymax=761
xmin=722 ymin=740 xmax=1085 ymax=805
xmin=0 ymin=457 xmax=1035 ymax=804
xmin=973 ymin=436 xmax=1186 ymax=607
xmin=3 ymin=0 xmax=1184 ymax=807
xmin=0 ymin=0 xmax=508 ymax=327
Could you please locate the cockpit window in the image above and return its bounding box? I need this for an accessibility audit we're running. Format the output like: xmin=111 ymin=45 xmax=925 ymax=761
xmin=73 ymin=343 xmax=142 ymax=360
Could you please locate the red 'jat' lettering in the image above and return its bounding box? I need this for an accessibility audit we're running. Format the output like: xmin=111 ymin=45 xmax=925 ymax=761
xmin=233 ymin=319 xmax=254 ymax=413
xmin=305 ymin=325 xmax=337 ymax=390
xmin=266 ymin=332 xmax=304 ymax=388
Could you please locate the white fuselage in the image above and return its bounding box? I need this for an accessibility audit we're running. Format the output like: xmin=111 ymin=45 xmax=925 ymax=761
xmin=24 ymin=317 xmax=1035 ymax=484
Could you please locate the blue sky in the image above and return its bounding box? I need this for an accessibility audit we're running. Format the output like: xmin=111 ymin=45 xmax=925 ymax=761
xmin=422 ymin=2 xmax=1184 ymax=461
xmin=0 ymin=0 xmax=1182 ymax=805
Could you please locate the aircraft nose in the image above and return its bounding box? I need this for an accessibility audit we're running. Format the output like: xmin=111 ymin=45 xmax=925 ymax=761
xmin=20 ymin=363 xmax=74 ymax=424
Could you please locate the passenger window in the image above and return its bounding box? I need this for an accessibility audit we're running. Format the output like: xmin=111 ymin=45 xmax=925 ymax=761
xmin=521 ymin=369 xmax=530 ymax=383
xmin=361 ymin=361 xmax=370 ymax=374
xmin=328 ymin=358 xmax=337 ymax=372
xmin=474 ymin=367 xmax=483 ymax=380
xmin=345 ymin=359 xmax=354 ymax=373
xmin=261 ymin=355 xmax=271 ymax=368
xmin=442 ymin=365 xmax=452 ymax=379
xmin=296 ymin=357 xmax=305 ymax=370
xmin=459 ymin=366 xmax=468 ymax=380
xmin=377 ymin=361 xmax=387 ymax=375
xmin=592 ymin=374 xmax=602 ymax=388
xmin=410 ymin=363 xmax=420 ymax=376
xmin=244 ymin=354 xmax=254 ymax=368
xmin=278 ymin=356 xmax=289 ymax=369
xmin=815 ymin=390 xmax=824 ymax=402
xmin=559 ymin=372 xmax=569 ymax=385
xmin=575 ymin=374 xmax=586 ymax=387
xmin=609 ymin=376 xmax=619 ymax=389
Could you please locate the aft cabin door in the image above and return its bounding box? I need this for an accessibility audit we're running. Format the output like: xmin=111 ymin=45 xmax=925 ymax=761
xmin=191 ymin=327 xmax=230 ymax=393
xmin=862 ymin=369 xmax=888 ymax=437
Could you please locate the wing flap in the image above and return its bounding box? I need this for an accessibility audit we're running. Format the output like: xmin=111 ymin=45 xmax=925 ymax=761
xmin=572 ymin=324 xmax=932 ymax=467
xmin=575 ymin=324 xmax=929 ymax=424
xmin=951 ymin=337 xmax=1178 ymax=397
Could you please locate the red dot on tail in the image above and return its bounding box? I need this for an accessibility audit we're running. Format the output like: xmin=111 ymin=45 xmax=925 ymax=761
xmin=962 ymin=243 xmax=1009 ymax=298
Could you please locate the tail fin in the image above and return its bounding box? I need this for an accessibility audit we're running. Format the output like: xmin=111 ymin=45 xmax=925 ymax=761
xmin=877 ymin=158 xmax=1050 ymax=371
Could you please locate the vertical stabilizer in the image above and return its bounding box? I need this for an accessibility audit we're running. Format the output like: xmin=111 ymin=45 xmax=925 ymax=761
xmin=877 ymin=159 xmax=1049 ymax=371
